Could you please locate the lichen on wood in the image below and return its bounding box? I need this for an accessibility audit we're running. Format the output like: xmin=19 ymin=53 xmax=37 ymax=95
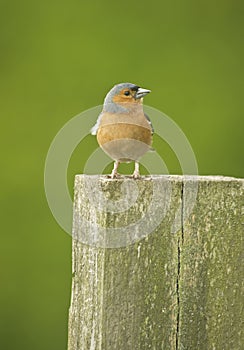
xmin=68 ymin=175 xmax=244 ymax=350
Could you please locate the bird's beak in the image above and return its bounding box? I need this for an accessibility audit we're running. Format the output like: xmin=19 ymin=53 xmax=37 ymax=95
xmin=135 ymin=87 xmax=151 ymax=99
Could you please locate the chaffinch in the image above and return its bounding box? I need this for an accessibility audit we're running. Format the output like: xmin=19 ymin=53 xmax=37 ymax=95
xmin=91 ymin=82 xmax=153 ymax=178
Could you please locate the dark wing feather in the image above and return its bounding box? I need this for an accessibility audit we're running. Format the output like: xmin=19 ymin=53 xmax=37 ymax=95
xmin=144 ymin=113 xmax=154 ymax=134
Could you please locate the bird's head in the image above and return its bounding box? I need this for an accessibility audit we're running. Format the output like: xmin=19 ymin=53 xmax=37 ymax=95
xmin=103 ymin=83 xmax=151 ymax=113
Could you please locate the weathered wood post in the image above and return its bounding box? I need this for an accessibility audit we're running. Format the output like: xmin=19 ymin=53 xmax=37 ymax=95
xmin=68 ymin=175 xmax=244 ymax=350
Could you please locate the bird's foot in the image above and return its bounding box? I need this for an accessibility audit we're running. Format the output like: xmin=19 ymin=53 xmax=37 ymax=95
xmin=109 ymin=160 xmax=120 ymax=179
xmin=132 ymin=170 xmax=140 ymax=179
xmin=109 ymin=171 xmax=121 ymax=179
xmin=132 ymin=161 xmax=140 ymax=179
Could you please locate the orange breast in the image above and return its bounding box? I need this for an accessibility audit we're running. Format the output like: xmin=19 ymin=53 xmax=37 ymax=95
xmin=97 ymin=123 xmax=152 ymax=146
xmin=97 ymin=124 xmax=152 ymax=162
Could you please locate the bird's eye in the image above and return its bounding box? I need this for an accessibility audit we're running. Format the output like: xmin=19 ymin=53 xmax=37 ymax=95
xmin=124 ymin=91 xmax=130 ymax=96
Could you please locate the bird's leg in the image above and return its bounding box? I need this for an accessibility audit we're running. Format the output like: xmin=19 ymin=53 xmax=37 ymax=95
xmin=111 ymin=160 xmax=120 ymax=178
xmin=133 ymin=161 xmax=140 ymax=179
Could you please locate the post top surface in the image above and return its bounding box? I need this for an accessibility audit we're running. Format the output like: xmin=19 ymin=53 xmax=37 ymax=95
xmin=75 ymin=174 xmax=244 ymax=183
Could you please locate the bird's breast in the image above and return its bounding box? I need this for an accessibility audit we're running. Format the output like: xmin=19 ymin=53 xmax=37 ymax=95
xmin=97 ymin=117 xmax=152 ymax=162
xmin=97 ymin=123 xmax=152 ymax=145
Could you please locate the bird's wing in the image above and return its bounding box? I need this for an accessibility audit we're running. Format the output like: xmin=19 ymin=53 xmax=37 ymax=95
xmin=144 ymin=113 xmax=154 ymax=134
xmin=90 ymin=112 xmax=103 ymax=135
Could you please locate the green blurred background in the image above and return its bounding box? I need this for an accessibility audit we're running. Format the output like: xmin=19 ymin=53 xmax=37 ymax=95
xmin=0 ymin=0 xmax=243 ymax=349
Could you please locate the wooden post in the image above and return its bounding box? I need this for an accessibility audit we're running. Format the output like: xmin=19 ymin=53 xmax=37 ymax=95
xmin=68 ymin=175 xmax=244 ymax=350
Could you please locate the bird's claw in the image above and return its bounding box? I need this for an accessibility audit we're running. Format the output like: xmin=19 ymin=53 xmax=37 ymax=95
xmin=109 ymin=172 xmax=121 ymax=179
xmin=132 ymin=171 xmax=140 ymax=179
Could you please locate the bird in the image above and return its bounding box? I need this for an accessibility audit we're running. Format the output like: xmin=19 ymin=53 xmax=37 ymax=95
xmin=91 ymin=82 xmax=154 ymax=178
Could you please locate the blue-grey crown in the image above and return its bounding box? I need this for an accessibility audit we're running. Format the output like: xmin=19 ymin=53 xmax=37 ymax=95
xmin=103 ymin=83 xmax=139 ymax=113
